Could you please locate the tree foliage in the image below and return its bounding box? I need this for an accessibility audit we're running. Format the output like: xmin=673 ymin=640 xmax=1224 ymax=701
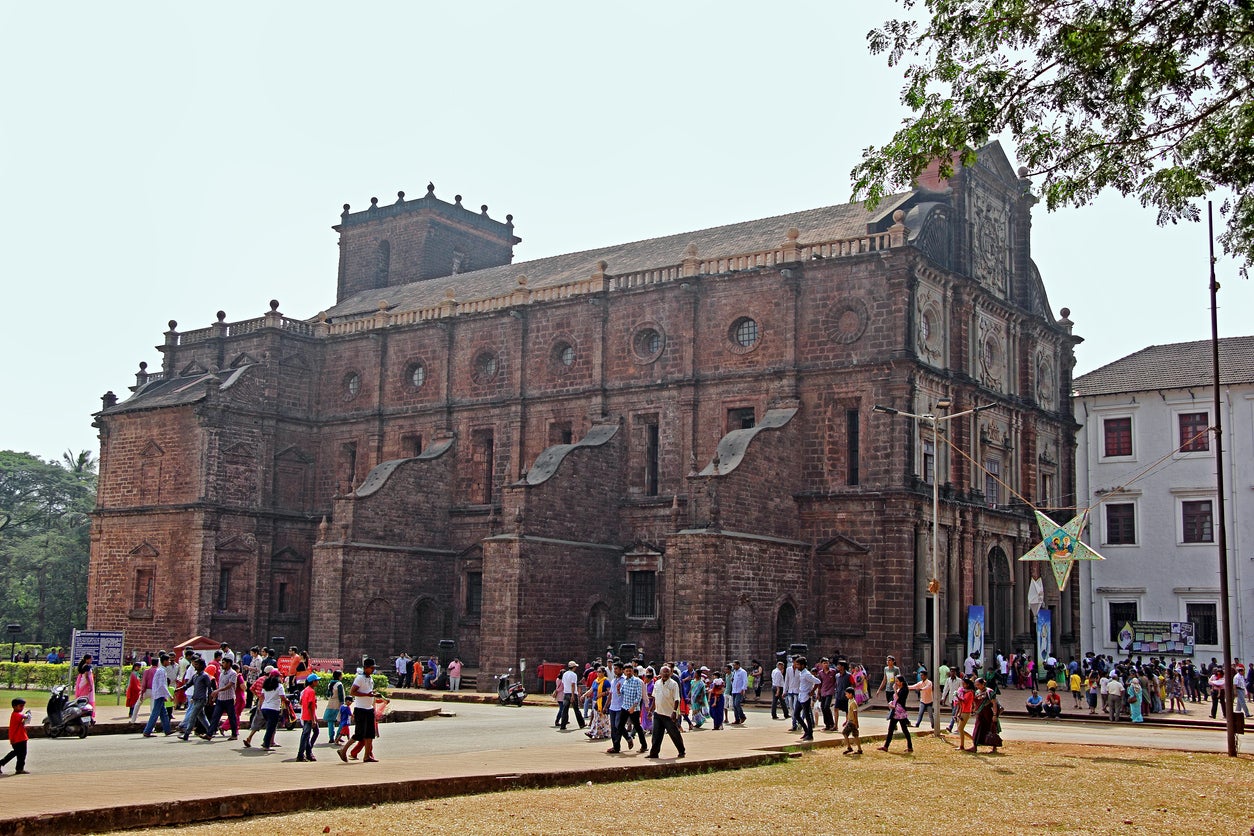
xmin=0 ymin=451 xmax=95 ymax=646
xmin=852 ymin=0 xmax=1254 ymax=273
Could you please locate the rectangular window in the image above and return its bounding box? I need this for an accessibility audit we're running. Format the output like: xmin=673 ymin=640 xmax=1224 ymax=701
xmin=472 ymin=430 xmax=495 ymax=504
xmin=1104 ymin=503 xmax=1136 ymax=545
xmin=846 ymin=409 xmax=860 ymax=486
xmin=548 ymin=421 xmax=573 ymax=446
xmin=340 ymin=442 xmax=358 ymax=491
xmin=217 ymin=567 xmax=231 ymax=611
xmin=1178 ymin=412 xmax=1210 ymax=452
xmin=465 ymin=572 xmax=482 ymax=617
xmin=1040 ymin=472 xmax=1054 ymax=508
xmin=1186 ymin=603 xmax=1218 ymax=646
xmin=1103 ymin=417 xmax=1132 ymax=457
xmin=1108 ymin=601 xmax=1138 ymax=643
xmin=629 ymin=571 xmax=657 ymax=618
xmin=727 ymin=407 xmax=755 ymax=431
xmin=402 ymin=434 xmax=423 ymax=458
xmin=922 ymin=438 xmax=935 ymax=486
xmin=644 ymin=421 xmax=660 ymax=497
xmin=924 ymin=597 xmax=934 ymax=638
xmin=277 ymin=581 xmax=288 ymax=614
xmin=133 ymin=568 xmax=155 ymax=611
xmin=1182 ymin=500 xmax=1214 ymax=543
xmin=984 ymin=458 xmax=1001 ymax=505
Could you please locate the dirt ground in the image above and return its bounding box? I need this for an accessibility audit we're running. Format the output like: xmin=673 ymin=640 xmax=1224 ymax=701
xmin=108 ymin=736 xmax=1253 ymax=835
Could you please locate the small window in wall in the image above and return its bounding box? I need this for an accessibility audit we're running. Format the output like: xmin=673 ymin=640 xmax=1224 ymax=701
xmin=1178 ymin=412 xmax=1210 ymax=452
xmin=1186 ymin=602 xmax=1218 ymax=645
xmin=1103 ymin=416 xmax=1133 ymax=457
xmin=1108 ymin=601 xmax=1138 ymax=642
xmin=644 ymin=421 xmax=660 ymax=497
xmin=1182 ymin=500 xmax=1214 ymax=543
xmin=465 ymin=572 xmax=483 ymax=616
xmin=402 ymin=434 xmax=423 ymax=458
xmin=846 ymin=409 xmax=860 ymax=486
xmin=922 ymin=438 xmax=936 ymax=486
xmin=984 ymin=458 xmax=1001 ymax=505
xmin=375 ymin=240 xmax=391 ymax=288
xmin=1104 ymin=503 xmax=1136 ymax=545
xmin=629 ymin=571 xmax=657 ymax=618
xmin=217 ymin=567 xmax=231 ymax=611
xmin=1040 ymin=472 xmax=1055 ymax=508
xmin=549 ymin=421 xmax=573 ymax=446
xmin=472 ymin=429 xmax=495 ymax=504
xmin=133 ymin=568 xmax=155 ymax=611
xmin=340 ymin=442 xmax=358 ymax=492
xmin=727 ymin=407 xmax=755 ymax=431
xmin=277 ymin=581 xmax=289 ymax=614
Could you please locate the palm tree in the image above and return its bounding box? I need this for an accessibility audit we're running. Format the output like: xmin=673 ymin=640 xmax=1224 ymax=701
xmin=61 ymin=449 xmax=96 ymax=475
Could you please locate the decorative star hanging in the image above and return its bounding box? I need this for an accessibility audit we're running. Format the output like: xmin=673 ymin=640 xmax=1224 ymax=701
xmin=1019 ymin=510 xmax=1104 ymax=591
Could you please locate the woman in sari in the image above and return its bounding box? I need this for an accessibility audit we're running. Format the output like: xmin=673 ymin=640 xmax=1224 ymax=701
xmin=688 ymin=668 xmax=709 ymax=728
xmin=75 ymin=654 xmax=97 ymax=718
xmin=969 ymin=678 xmax=1002 ymax=753
xmin=1127 ymin=676 xmax=1145 ymax=723
xmin=708 ymin=672 xmax=726 ymax=730
xmin=640 ymin=668 xmax=655 ymax=735
xmin=584 ymin=668 xmax=612 ymax=740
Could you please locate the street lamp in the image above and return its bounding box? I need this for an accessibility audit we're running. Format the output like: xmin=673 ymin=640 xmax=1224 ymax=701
xmin=873 ymin=399 xmax=992 ymax=722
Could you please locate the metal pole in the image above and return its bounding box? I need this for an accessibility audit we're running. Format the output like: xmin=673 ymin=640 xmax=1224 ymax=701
xmin=1208 ymin=201 xmax=1237 ymax=757
xmin=931 ymin=413 xmax=941 ymax=727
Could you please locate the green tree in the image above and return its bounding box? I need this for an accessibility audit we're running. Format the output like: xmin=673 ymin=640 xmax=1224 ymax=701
xmin=0 ymin=451 xmax=95 ymax=647
xmin=852 ymin=0 xmax=1254 ymax=273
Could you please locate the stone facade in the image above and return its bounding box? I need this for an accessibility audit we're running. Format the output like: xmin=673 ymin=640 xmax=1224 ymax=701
xmin=88 ymin=142 xmax=1082 ymax=680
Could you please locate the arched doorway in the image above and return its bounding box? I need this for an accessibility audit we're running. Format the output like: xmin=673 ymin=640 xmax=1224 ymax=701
xmin=728 ymin=603 xmax=754 ymax=665
xmin=587 ymin=602 xmax=610 ymax=659
xmin=987 ymin=547 xmax=1013 ymax=658
xmin=775 ymin=602 xmax=797 ymax=654
xmin=411 ymin=597 xmax=442 ymax=657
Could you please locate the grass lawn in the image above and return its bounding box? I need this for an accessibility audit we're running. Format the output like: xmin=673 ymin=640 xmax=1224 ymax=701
xmin=115 ymin=736 xmax=1254 ymax=835
xmin=0 ymin=687 xmax=50 ymax=709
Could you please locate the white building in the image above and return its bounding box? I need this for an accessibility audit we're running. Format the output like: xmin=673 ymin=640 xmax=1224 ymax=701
xmin=1074 ymin=336 xmax=1254 ymax=663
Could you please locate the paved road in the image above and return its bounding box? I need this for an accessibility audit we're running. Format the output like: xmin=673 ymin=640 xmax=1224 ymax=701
xmin=26 ymin=700 xmax=1240 ymax=777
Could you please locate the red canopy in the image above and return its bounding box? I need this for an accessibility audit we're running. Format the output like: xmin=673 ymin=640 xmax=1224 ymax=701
xmin=172 ymin=635 xmax=222 ymax=652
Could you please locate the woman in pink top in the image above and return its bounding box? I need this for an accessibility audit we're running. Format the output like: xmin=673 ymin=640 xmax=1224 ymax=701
xmin=74 ymin=655 xmax=96 ymax=718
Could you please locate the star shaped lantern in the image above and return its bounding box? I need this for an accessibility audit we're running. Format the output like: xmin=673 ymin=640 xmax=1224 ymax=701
xmin=1019 ymin=510 xmax=1104 ymax=591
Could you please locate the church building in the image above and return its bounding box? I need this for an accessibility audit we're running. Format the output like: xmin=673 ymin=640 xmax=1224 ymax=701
xmin=87 ymin=142 xmax=1081 ymax=681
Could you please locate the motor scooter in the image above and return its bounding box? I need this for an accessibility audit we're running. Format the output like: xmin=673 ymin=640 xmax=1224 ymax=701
xmin=42 ymin=684 xmax=94 ymax=738
xmin=496 ymin=668 xmax=527 ymax=706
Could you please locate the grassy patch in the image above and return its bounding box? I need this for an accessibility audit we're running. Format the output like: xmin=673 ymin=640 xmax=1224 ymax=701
xmin=113 ymin=737 xmax=1254 ymax=835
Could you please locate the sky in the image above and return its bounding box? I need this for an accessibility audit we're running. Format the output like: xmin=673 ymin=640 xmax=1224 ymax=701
xmin=2 ymin=2 xmax=1250 ymax=463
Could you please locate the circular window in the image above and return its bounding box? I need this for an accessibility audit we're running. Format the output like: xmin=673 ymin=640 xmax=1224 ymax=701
xmin=473 ymin=351 xmax=499 ymax=384
xmin=632 ymin=327 xmax=663 ymax=362
xmin=343 ymin=372 xmax=361 ymax=401
xmin=728 ymin=317 xmax=761 ymax=353
xmin=552 ymin=341 xmax=575 ymax=370
xmin=407 ymin=361 xmax=427 ymax=391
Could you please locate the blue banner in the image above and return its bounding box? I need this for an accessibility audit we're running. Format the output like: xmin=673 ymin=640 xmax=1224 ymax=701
xmin=1036 ymin=608 xmax=1052 ymax=673
xmin=967 ymin=606 xmax=985 ymax=667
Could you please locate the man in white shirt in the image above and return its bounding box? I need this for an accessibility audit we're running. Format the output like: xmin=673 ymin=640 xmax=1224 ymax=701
xmin=1233 ymin=666 xmax=1249 ymax=716
xmin=338 ymin=657 xmax=378 ymax=763
xmin=142 ymin=653 xmax=174 ymax=737
xmin=792 ymin=657 xmax=820 ymax=741
xmin=209 ymin=657 xmax=241 ymax=740
xmin=771 ymin=661 xmax=787 ymax=720
xmin=729 ymin=661 xmax=749 ymax=725
xmin=645 ymin=665 xmax=685 ymax=759
xmin=783 ymin=660 xmax=801 ymax=730
xmin=558 ymin=661 xmax=584 ymax=730
xmin=395 ymin=654 xmax=408 ymax=688
xmin=1106 ymin=675 xmax=1125 ymax=722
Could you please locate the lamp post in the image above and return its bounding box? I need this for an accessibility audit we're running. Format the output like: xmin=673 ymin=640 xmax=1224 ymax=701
xmin=873 ymin=399 xmax=992 ymax=716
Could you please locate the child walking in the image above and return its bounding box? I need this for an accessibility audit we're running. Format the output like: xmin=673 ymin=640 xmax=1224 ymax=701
xmin=841 ymin=687 xmax=862 ymax=755
xmin=296 ymin=673 xmax=319 ymax=762
xmin=1 ymin=698 xmax=31 ymax=774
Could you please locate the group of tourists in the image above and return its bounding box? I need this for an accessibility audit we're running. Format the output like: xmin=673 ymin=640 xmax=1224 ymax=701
xmin=393 ymin=653 xmax=464 ymax=690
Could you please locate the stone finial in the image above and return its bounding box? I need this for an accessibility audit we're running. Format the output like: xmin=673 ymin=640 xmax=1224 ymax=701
xmin=444 ymin=288 xmax=456 ymax=300
xmin=1018 ymin=166 xmax=1030 ymax=178
xmin=454 ymin=194 xmax=463 ymax=206
xmin=517 ymin=275 xmax=528 ymax=287
xmin=786 ymin=227 xmax=800 ymax=242
xmin=396 ymin=190 xmax=405 ymax=202
xmin=216 ymin=311 xmax=226 ymax=323
xmin=317 ymin=516 xmax=329 ymax=543
xmin=684 ymin=243 xmax=698 ymax=257
xmin=377 ymin=300 xmax=390 ymax=312
xmin=102 ymin=391 xmax=117 ymax=409
xmin=167 ymin=320 xmax=178 ymax=331
xmin=317 ymin=310 xmax=328 ymax=323
xmin=506 ymin=214 xmax=513 ymax=223
xmin=893 ymin=209 xmax=905 ymax=223
xmin=481 ymin=204 xmax=489 ymax=215
xmin=427 ymin=182 xmax=435 ymax=195
xmin=1058 ymin=307 xmax=1074 ymax=334
xmin=369 ymin=197 xmax=379 ymax=209
xmin=269 ymin=300 xmax=280 ymax=312
xmin=139 ymin=361 xmax=148 ymax=371
xmin=342 ymin=203 xmax=351 ymax=215
xmin=1060 ymin=307 xmax=1071 ymax=319
xmin=782 ymin=228 xmax=801 ymax=260
xmin=681 ymin=243 xmax=700 ymax=277
xmin=889 ymin=208 xmax=909 ymax=246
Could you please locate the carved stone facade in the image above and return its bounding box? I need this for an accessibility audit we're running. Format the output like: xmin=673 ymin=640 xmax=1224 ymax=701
xmin=88 ymin=142 xmax=1082 ymax=677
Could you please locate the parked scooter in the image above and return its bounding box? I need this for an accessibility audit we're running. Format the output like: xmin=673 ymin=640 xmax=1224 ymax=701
xmin=43 ymin=685 xmax=94 ymax=738
xmin=496 ymin=668 xmax=527 ymax=706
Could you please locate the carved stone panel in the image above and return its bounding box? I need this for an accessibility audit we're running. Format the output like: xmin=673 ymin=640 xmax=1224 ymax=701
xmin=971 ymin=184 xmax=1010 ymax=295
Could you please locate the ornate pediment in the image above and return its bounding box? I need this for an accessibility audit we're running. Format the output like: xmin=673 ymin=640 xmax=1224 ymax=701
xmin=228 ymin=352 xmax=260 ymax=369
xmin=216 ymin=533 xmax=258 ymax=552
xmin=140 ymin=440 xmax=165 ymax=458
xmin=128 ymin=541 xmax=160 ymax=558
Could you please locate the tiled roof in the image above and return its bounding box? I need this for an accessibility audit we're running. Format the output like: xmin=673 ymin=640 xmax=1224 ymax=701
xmin=1073 ymin=336 xmax=1254 ymax=396
xmin=323 ymin=193 xmax=914 ymax=320
xmin=101 ymin=365 xmax=256 ymax=415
